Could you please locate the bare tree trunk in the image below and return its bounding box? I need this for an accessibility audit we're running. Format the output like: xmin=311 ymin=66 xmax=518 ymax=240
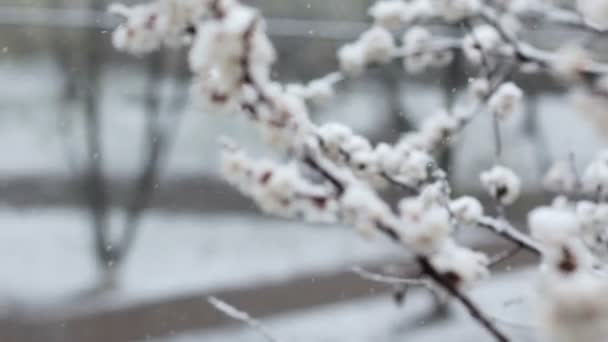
xmin=117 ymin=49 xmax=189 ymax=265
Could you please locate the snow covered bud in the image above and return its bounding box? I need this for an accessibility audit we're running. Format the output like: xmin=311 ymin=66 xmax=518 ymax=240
xmin=582 ymin=151 xmax=608 ymax=199
xmin=450 ymin=196 xmax=484 ymax=225
xmin=338 ymin=26 xmax=395 ymax=75
xmin=341 ymin=184 xmax=395 ymax=237
xmin=188 ymin=4 xmax=276 ymax=95
xmin=434 ymin=0 xmax=481 ymax=22
xmin=576 ymin=201 xmax=608 ymax=260
xmin=402 ymin=26 xmax=433 ymax=74
xmin=430 ymin=241 xmax=489 ymax=290
xmin=402 ymin=110 xmax=459 ymax=151
xmin=537 ymin=272 xmax=608 ymax=342
xmin=487 ymin=82 xmax=523 ymax=120
xmin=480 ymin=165 xmax=521 ymax=205
xmin=220 ymin=144 xmax=338 ymax=222
xmin=399 ymin=197 xmax=452 ymax=255
xmin=190 ymin=70 xmax=239 ymax=114
xmin=468 ymin=77 xmax=490 ymax=100
xmin=552 ymin=45 xmax=592 ymax=81
xmin=528 ymin=206 xmax=580 ymax=247
xmin=462 ymin=25 xmax=502 ymax=65
xmin=286 ymin=73 xmax=341 ymax=104
xmin=110 ymin=2 xmax=169 ymax=55
xmin=543 ymin=161 xmax=578 ymax=195
xmin=368 ymin=0 xmax=409 ymax=29
xmin=577 ymin=0 xmax=608 ymax=30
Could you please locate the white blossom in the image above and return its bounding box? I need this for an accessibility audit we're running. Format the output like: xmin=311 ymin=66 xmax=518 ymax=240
xmin=462 ymin=24 xmax=502 ymax=65
xmin=341 ymin=184 xmax=395 ymax=236
xmin=220 ymin=145 xmax=338 ymax=221
xmin=552 ymin=45 xmax=591 ymax=80
xmin=402 ymin=26 xmax=434 ymax=73
xmin=433 ymin=0 xmax=481 ymax=22
xmin=480 ymin=165 xmax=521 ymax=205
xmin=538 ymin=271 xmax=608 ymax=342
xmin=468 ymin=77 xmax=490 ymax=100
xmin=450 ymin=196 xmax=484 ymax=224
xmin=369 ymin=0 xmax=409 ymax=28
xmin=286 ymin=73 xmax=340 ymax=104
xmin=338 ymin=26 xmax=395 ymax=75
xmin=528 ymin=206 xmax=580 ymax=246
xmin=337 ymin=43 xmax=367 ymax=76
xmin=399 ymin=197 xmax=452 ymax=254
xmin=401 ymin=110 xmax=459 ymax=151
xmin=430 ymin=240 xmax=489 ymax=289
xmin=360 ymin=26 xmax=396 ymax=65
xmin=110 ymin=2 xmax=170 ymax=54
xmin=582 ymin=151 xmax=608 ymax=198
xmin=487 ymin=82 xmax=523 ymax=120
xmin=576 ymin=201 xmax=608 ymax=259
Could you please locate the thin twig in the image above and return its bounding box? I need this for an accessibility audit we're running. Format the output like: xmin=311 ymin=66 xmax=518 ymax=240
xmin=208 ymin=296 xmax=282 ymax=342
xmin=476 ymin=216 xmax=542 ymax=256
xmin=489 ymin=245 xmax=522 ymax=268
xmin=351 ymin=266 xmax=432 ymax=288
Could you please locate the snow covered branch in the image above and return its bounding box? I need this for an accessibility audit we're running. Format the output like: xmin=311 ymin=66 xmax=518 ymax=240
xmin=109 ymin=0 xmax=608 ymax=340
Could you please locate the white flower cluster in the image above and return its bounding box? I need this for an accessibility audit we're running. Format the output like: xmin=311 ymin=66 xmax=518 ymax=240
xmin=450 ymin=196 xmax=484 ymax=224
xmin=487 ymin=82 xmax=523 ymax=120
xmin=430 ymin=240 xmax=489 ymax=289
xmin=338 ymin=26 xmax=395 ymax=76
xmin=462 ymin=25 xmax=501 ymax=64
xmin=398 ymin=183 xmax=489 ymax=288
xmin=537 ymin=272 xmax=608 ymax=342
xmin=369 ymin=0 xmax=435 ymax=28
xmin=468 ymin=77 xmax=491 ymax=100
xmin=433 ymin=0 xmax=481 ymax=22
xmin=399 ymin=194 xmax=452 ymax=254
xmin=529 ymin=205 xmax=581 ymax=248
xmin=316 ymin=123 xmax=435 ymax=188
xmin=110 ymin=0 xmax=206 ymax=54
xmin=368 ymin=0 xmax=409 ymax=29
xmin=582 ymin=151 xmax=608 ymax=199
xmin=221 ymin=144 xmax=338 ymax=222
xmin=402 ymin=26 xmax=454 ymax=74
xmin=552 ymin=45 xmax=592 ymax=80
xmin=188 ymin=4 xmax=275 ymax=108
xmin=400 ymin=109 xmax=462 ymax=151
xmin=480 ymin=165 xmax=522 ymax=205
xmin=530 ymin=200 xmax=608 ymax=342
xmin=577 ymin=201 xmax=608 ymax=260
xmin=341 ymin=183 xmax=397 ymax=236
xmin=285 ymin=73 xmax=341 ymax=104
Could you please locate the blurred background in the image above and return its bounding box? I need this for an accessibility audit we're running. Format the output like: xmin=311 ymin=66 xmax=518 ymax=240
xmin=0 ymin=1 xmax=606 ymax=341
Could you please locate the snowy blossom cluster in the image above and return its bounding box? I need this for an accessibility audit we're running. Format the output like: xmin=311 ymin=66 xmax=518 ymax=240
xmin=110 ymin=0 xmax=207 ymax=54
xmin=338 ymin=25 xmax=396 ymax=76
xmin=480 ymin=165 xmax=521 ymax=205
xmin=316 ymin=122 xmax=436 ymax=188
xmin=221 ymin=143 xmax=338 ymax=222
xmin=528 ymin=200 xmax=608 ymax=342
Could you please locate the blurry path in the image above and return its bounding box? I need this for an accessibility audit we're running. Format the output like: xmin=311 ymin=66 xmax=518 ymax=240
xmin=0 ymin=243 xmax=535 ymax=342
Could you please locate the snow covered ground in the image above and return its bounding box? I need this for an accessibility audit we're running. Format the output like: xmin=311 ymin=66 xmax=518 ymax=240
xmin=148 ymin=269 xmax=538 ymax=342
xmin=0 ymin=205 xmax=501 ymax=318
xmin=0 ymin=207 xmax=406 ymax=313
